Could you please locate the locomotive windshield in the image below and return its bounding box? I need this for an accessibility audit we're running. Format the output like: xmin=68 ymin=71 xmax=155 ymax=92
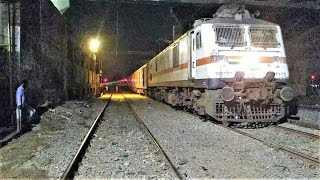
xmin=215 ymin=25 xmax=246 ymax=47
xmin=249 ymin=26 xmax=280 ymax=48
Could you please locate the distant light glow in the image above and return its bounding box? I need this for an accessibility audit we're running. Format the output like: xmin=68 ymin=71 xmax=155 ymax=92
xmin=311 ymin=75 xmax=316 ymax=80
xmin=89 ymin=39 xmax=100 ymax=53
xmin=103 ymin=77 xmax=109 ymax=83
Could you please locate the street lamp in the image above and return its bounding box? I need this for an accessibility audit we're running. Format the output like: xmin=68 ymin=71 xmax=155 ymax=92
xmin=88 ymin=38 xmax=100 ymax=96
xmin=89 ymin=38 xmax=100 ymax=54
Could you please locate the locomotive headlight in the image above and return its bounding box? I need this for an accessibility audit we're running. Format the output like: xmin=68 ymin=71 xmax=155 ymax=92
xmin=239 ymin=55 xmax=259 ymax=72
xmin=240 ymin=56 xmax=259 ymax=66
xmin=250 ymin=56 xmax=260 ymax=65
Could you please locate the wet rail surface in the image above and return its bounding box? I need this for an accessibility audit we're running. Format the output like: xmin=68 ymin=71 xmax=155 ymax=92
xmin=60 ymin=93 xmax=181 ymax=179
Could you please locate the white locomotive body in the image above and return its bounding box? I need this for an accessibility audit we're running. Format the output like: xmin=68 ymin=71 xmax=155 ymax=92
xmin=129 ymin=5 xmax=295 ymax=124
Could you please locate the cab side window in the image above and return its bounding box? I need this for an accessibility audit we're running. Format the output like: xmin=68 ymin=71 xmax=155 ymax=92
xmin=196 ymin=32 xmax=202 ymax=49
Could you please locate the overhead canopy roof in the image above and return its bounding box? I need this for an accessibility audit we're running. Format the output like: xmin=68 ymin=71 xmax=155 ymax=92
xmin=83 ymin=0 xmax=320 ymax=9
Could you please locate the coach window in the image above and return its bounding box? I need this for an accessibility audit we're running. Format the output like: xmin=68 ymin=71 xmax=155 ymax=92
xmin=173 ymin=44 xmax=179 ymax=68
xmin=142 ymin=68 xmax=145 ymax=86
xmin=196 ymin=32 xmax=202 ymax=49
xmin=149 ymin=63 xmax=153 ymax=81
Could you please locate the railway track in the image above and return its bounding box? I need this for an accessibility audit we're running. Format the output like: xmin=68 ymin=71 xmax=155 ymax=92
xmin=287 ymin=104 xmax=320 ymax=130
xmin=179 ymin=109 xmax=320 ymax=167
xmin=299 ymin=105 xmax=320 ymax=111
xmin=271 ymin=125 xmax=320 ymax=140
xmin=123 ymin=93 xmax=183 ymax=179
xmin=60 ymin=94 xmax=112 ymax=179
xmin=60 ymin=93 xmax=181 ymax=179
xmin=287 ymin=118 xmax=320 ymax=130
xmin=215 ymin=123 xmax=320 ymax=167
xmin=60 ymin=93 xmax=319 ymax=179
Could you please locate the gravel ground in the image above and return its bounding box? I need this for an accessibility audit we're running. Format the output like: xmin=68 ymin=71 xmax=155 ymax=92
xmin=0 ymin=97 xmax=107 ymax=179
xmin=296 ymin=107 xmax=320 ymax=125
xmin=240 ymin=126 xmax=320 ymax=159
xmin=125 ymin=93 xmax=319 ymax=179
xmin=75 ymin=94 xmax=177 ymax=179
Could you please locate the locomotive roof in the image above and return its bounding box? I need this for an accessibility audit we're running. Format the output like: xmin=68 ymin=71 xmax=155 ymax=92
xmin=198 ymin=17 xmax=278 ymax=27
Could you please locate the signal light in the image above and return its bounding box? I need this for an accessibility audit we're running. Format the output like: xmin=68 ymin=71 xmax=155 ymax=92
xmin=311 ymin=75 xmax=316 ymax=80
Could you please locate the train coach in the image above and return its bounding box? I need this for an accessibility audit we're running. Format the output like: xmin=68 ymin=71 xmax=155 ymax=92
xmin=129 ymin=4 xmax=296 ymax=125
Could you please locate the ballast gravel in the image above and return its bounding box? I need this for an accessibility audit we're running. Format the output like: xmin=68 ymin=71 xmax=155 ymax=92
xmin=0 ymin=97 xmax=107 ymax=179
xmin=1 ymin=92 xmax=319 ymax=179
xmin=75 ymin=94 xmax=177 ymax=179
xmin=280 ymin=122 xmax=320 ymax=135
xmin=296 ymin=107 xmax=320 ymax=126
xmin=124 ymin=93 xmax=319 ymax=179
xmin=240 ymin=126 xmax=320 ymax=159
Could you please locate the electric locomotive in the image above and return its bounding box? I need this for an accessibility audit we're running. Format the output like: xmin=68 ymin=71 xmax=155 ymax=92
xmin=129 ymin=4 xmax=295 ymax=125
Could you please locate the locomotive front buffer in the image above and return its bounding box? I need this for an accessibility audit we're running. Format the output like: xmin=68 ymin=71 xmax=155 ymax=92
xmin=209 ymin=71 xmax=295 ymax=124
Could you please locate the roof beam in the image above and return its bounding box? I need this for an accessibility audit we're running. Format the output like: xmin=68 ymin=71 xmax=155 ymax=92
xmin=83 ymin=0 xmax=320 ymax=9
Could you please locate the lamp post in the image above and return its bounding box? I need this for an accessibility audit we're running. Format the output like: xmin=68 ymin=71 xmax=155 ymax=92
xmin=89 ymin=38 xmax=100 ymax=96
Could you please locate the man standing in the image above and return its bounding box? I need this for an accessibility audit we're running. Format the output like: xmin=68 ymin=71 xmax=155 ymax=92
xmin=16 ymin=79 xmax=35 ymax=132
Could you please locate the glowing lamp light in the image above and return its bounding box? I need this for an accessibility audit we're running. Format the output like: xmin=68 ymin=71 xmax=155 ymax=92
xmin=102 ymin=77 xmax=109 ymax=83
xmin=311 ymin=75 xmax=316 ymax=80
xmin=89 ymin=39 xmax=100 ymax=53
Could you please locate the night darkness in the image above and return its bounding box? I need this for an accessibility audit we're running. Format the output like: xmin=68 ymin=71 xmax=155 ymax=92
xmin=65 ymin=1 xmax=320 ymax=83
xmin=66 ymin=1 xmax=221 ymax=81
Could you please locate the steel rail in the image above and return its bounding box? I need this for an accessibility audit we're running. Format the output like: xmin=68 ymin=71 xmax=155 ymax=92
xmin=174 ymin=106 xmax=320 ymax=167
xmin=299 ymin=105 xmax=320 ymax=111
xmin=287 ymin=118 xmax=320 ymax=130
xmin=214 ymin=123 xmax=320 ymax=167
xmin=122 ymin=93 xmax=183 ymax=180
xmin=60 ymin=95 xmax=112 ymax=180
xmin=271 ymin=125 xmax=320 ymax=140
